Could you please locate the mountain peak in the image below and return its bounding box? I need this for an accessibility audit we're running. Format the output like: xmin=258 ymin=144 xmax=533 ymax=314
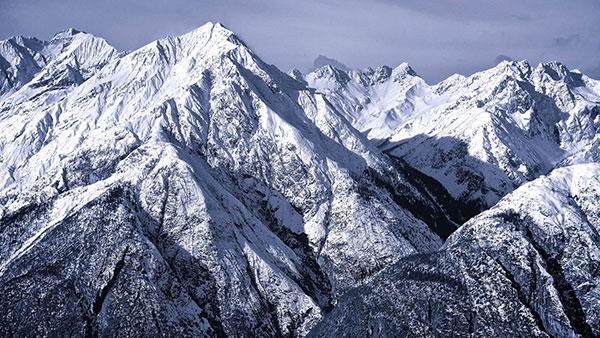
xmin=535 ymin=61 xmax=573 ymax=81
xmin=492 ymin=59 xmax=531 ymax=79
xmin=311 ymin=55 xmax=350 ymax=72
xmin=186 ymin=22 xmax=237 ymax=38
xmin=1 ymin=35 xmax=46 ymax=53
xmin=52 ymin=28 xmax=84 ymax=40
xmin=310 ymin=64 xmax=351 ymax=86
xmin=288 ymin=68 xmax=306 ymax=83
xmin=392 ymin=62 xmax=417 ymax=77
xmin=179 ymin=21 xmax=248 ymax=53
xmin=495 ymin=59 xmax=530 ymax=69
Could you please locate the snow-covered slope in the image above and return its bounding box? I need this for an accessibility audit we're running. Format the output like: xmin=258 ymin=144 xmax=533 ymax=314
xmin=307 ymin=61 xmax=600 ymax=210
xmin=0 ymin=23 xmax=457 ymax=337
xmin=0 ymin=29 xmax=117 ymax=100
xmin=305 ymin=63 xmax=426 ymax=140
xmin=309 ymin=163 xmax=600 ymax=337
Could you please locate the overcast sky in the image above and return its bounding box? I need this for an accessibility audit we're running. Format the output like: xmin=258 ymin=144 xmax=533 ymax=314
xmin=1 ymin=0 xmax=599 ymax=82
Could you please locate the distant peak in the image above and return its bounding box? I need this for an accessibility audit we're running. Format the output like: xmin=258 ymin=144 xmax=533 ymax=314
xmin=494 ymin=54 xmax=513 ymax=64
xmin=288 ymin=68 xmax=307 ymax=85
xmin=494 ymin=59 xmax=531 ymax=78
xmin=314 ymin=64 xmax=346 ymax=75
xmin=3 ymin=35 xmax=43 ymax=46
xmin=535 ymin=61 xmax=577 ymax=83
xmin=496 ymin=59 xmax=530 ymax=68
xmin=310 ymin=64 xmax=351 ymax=85
xmin=393 ymin=62 xmax=417 ymax=77
xmin=311 ymin=55 xmax=350 ymax=72
xmin=52 ymin=28 xmax=83 ymax=40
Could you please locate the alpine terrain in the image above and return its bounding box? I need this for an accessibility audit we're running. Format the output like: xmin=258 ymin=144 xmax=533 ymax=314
xmin=0 ymin=22 xmax=599 ymax=337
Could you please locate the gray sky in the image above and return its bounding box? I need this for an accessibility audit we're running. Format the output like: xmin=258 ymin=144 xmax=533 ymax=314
xmin=1 ymin=0 xmax=599 ymax=82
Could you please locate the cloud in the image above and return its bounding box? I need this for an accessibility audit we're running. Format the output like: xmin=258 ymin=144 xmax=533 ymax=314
xmin=311 ymin=55 xmax=350 ymax=72
xmin=510 ymin=14 xmax=533 ymax=21
xmin=553 ymin=34 xmax=582 ymax=47
xmin=372 ymin=0 xmax=538 ymax=22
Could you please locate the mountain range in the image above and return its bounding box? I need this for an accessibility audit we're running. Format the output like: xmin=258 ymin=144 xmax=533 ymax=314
xmin=0 ymin=23 xmax=598 ymax=337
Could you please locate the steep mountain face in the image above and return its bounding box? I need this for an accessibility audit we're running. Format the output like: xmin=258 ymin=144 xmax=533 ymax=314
xmin=0 ymin=35 xmax=46 ymax=97
xmin=309 ymin=163 xmax=600 ymax=337
xmin=307 ymin=61 xmax=600 ymax=211
xmin=0 ymin=23 xmax=458 ymax=337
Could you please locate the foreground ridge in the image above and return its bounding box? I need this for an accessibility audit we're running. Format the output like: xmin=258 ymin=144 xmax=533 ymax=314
xmin=310 ymin=163 xmax=600 ymax=337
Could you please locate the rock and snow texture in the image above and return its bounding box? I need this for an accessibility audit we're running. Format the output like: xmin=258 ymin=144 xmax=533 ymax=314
xmin=309 ymin=163 xmax=600 ymax=337
xmin=307 ymin=60 xmax=600 ymax=210
xmin=0 ymin=21 xmax=599 ymax=338
xmin=0 ymin=23 xmax=457 ymax=337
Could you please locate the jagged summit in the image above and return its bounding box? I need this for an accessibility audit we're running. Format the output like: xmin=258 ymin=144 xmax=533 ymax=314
xmin=180 ymin=21 xmax=238 ymax=42
xmin=393 ymin=62 xmax=417 ymax=77
xmin=1 ymin=35 xmax=45 ymax=48
xmin=492 ymin=59 xmax=531 ymax=77
xmin=52 ymin=28 xmax=83 ymax=39
xmin=305 ymin=60 xmax=426 ymax=136
xmin=0 ymin=27 xmax=118 ymax=103
xmin=0 ymin=29 xmax=116 ymax=99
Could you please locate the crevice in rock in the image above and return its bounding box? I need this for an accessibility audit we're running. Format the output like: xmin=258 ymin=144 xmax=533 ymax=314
xmin=92 ymin=246 xmax=128 ymax=316
xmin=494 ymin=258 xmax=550 ymax=336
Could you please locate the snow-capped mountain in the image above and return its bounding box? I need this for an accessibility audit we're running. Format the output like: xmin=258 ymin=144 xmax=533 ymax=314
xmin=0 ymin=23 xmax=459 ymax=337
xmin=309 ymin=163 xmax=600 ymax=337
xmin=306 ymin=60 xmax=600 ymax=211
xmin=305 ymin=62 xmax=424 ymax=139
xmin=309 ymin=55 xmax=351 ymax=73
xmin=0 ymin=21 xmax=599 ymax=337
xmin=0 ymin=29 xmax=117 ymax=99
